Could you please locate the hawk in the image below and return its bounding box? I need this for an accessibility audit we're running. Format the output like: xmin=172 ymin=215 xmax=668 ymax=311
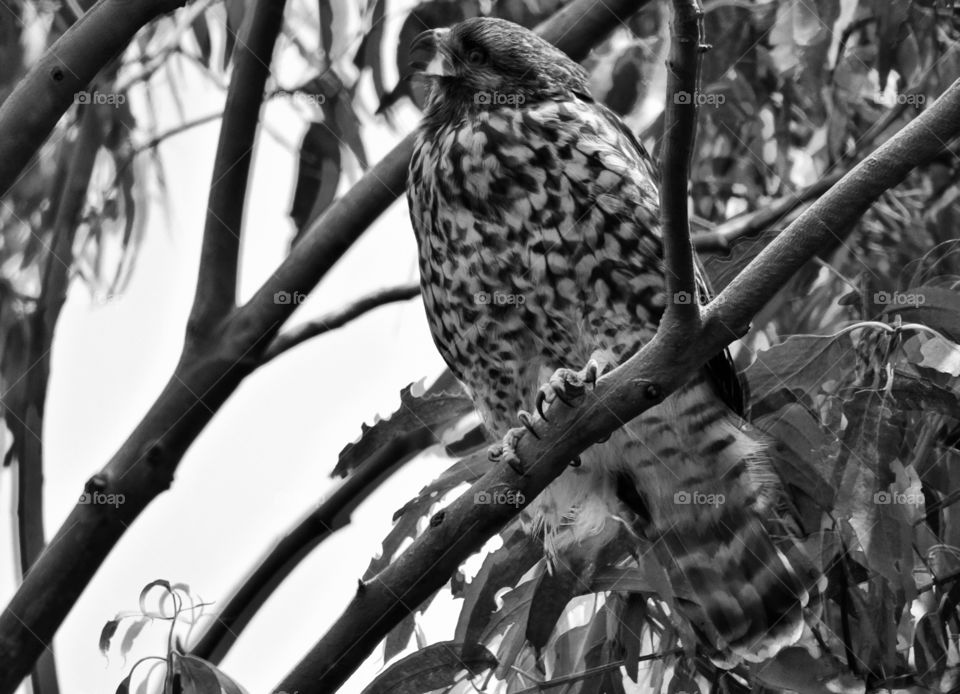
xmin=406 ymin=17 xmax=815 ymax=664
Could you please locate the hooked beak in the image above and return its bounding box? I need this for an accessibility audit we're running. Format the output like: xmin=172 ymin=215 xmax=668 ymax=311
xmin=409 ymin=28 xmax=452 ymax=77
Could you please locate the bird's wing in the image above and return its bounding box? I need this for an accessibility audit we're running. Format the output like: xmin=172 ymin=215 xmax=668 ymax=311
xmin=589 ymin=99 xmax=748 ymax=415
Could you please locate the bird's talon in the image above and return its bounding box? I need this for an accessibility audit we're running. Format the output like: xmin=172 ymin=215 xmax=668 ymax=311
xmin=535 ymin=391 xmax=549 ymax=421
xmin=518 ymin=410 xmax=540 ymax=439
xmin=489 ymin=427 xmax=527 ymax=475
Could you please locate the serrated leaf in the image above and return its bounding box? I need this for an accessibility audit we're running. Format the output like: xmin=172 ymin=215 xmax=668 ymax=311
xmin=360 ymin=641 xmax=496 ymax=694
xmin=366 ymin=450 xmax=490 ymax=581
xmin=746 ymin=334 xmax=857 ymax=404
xmin=335 ymin=382 xmax=473 ymax=477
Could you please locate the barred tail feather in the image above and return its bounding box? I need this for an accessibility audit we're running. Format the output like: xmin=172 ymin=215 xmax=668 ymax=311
xmin=658 ymin=506 xmax=810 ymax=664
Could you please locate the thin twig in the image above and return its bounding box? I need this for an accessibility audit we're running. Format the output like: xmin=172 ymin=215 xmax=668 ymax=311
xmin=261 ymin=284 xmax=421 ymax=363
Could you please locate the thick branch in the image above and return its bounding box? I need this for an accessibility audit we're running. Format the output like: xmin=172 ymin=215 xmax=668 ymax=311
xmin=0 ymin=0 xmax=187 ymax=199
xmin=188 ymin=0 xmax=287 ymax=335
xmin=261 ymin=284 xmax=421 ymax=363
xmin=659 ymin=0 xmax=704 ymax=328
xmin=0 ymin=0 xmax=648 ymax=690
xmin=274 ymin=80 xmax=960 ymax=694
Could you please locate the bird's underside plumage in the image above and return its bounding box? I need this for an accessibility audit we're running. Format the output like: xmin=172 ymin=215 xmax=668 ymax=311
xmin=406 ymin=17 xmax=818 ymax=665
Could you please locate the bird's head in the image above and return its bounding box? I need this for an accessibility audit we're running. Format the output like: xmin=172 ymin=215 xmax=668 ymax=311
xmin=409 ymin=18 xmax=590 ymax=123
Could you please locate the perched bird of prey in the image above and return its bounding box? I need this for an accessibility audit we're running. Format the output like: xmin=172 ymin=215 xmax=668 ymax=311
xmin=406 ymin=17 xmax=816 ymax=664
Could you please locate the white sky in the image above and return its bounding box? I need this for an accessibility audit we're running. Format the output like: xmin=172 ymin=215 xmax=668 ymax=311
xmin=0 ymin=3 xmax=475 ymax=691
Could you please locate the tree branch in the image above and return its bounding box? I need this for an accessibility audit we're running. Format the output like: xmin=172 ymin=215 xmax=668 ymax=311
xmin=188 ymin=426 xmax=436 ymax=663
xmin=273 ymin=79 xmax=960 ymax=694
xmin=187 ymin=0 xmax=287 ymax=336
xmin=261 ymin=284 xmax=421 ymax=363
xmin=0 ymin=0 xmax=187 ymax=199
xmin=0 ymin=0 xmax=650 ymax=689
xmin=659 ymin=0 xmax=704 ymax=329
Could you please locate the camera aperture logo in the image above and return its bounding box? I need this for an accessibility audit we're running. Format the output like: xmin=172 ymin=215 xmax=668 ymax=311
xmin=75 ymin=91 xmax=125 ymax=108
xmin=273 ymin=291 xmax=307 ymax=305
xmin=674 ymin=490 xmax=725 ymax=506
xmin=474 ymin=91 xmax=525 ymax=106
xmin=873 ymin=490 xmax=922 ymax=506
xmin=79 ymin=491 xmax=125 ymax=508
xmin=475 ymin=486 xmax=525 ymax=508
xmin=673 ymin=90 xmax=724 ymax=108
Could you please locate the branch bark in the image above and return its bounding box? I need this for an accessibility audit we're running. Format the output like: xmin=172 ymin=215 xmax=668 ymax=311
xmin=0 ymin=0 xmax=650 ymax=690
xmin=273 ymin=79 xmax=960 ymax=694
xmin=659 ymin=0 xmax=704 ymax=329
xmin=261 ymin=284 xmax=421 ymax=363
xmin=188 ymin=0 xmax=287 ymax=335
xmin=0 ymin=0 xmax=187 ymax=199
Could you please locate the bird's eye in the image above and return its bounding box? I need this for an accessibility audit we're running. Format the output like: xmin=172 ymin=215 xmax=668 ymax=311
xmin=466 ymin=48 xmax=486 ymax=66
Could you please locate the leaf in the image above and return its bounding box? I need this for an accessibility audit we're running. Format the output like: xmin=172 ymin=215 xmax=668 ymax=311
xmin=480 ymin=567 xmax=544 ymax=678
xmin=191 ymin=13 xmax=212 ymax=67
xmin=365 ymin=451 xmax=489 ymax=582
xmin=455 ymin=523 xmax=542 ymax=654
xmin=334 ymin=96 xmax=367 ymax=169
xmin=99 ymin=618 xmax=120 ymax=655
xmin=354 ymin=0 xmax=387 ymax=99
xmin=918 ymin=336 xmax=960 ymax=376
xmin=755 ymin=404 xmax=836 ymax=510
xmin=222 ymin=0 xmax=246 ymax=70
xmin=335 ymin=382 xmax=473 ymax=477
xmin=915 ymin=612 xmax=949 ymax=683
xmin=618 ymin=594 xmax=645 ymax=683
xmin=889 ymin=370 xmax=960 ymax=416
xmin=360 ymin=641 xmax=496 ymax=694
xmin=290 ymin=121 xmax=341 ymax=237
xmin=172 ymin=654 xmax=222 ymax=693
xmin=745 ymin=334 xmax=857 ymax=404
xmin=526 ymin=561 xmax=583 ymax=651
xmin=318 ymin=0 xmax=333 ymax=62
xmin=119 ymin=617 xmax=150 ymax=659
xmin=139 ymin=579 xmax=173 ymax=617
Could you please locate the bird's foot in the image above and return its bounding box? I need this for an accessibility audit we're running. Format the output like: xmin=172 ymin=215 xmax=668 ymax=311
xmin=535 ymin=359 xmax=600 ymax=421
xmin=488 ymin=426 xmax=528 ymax=475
